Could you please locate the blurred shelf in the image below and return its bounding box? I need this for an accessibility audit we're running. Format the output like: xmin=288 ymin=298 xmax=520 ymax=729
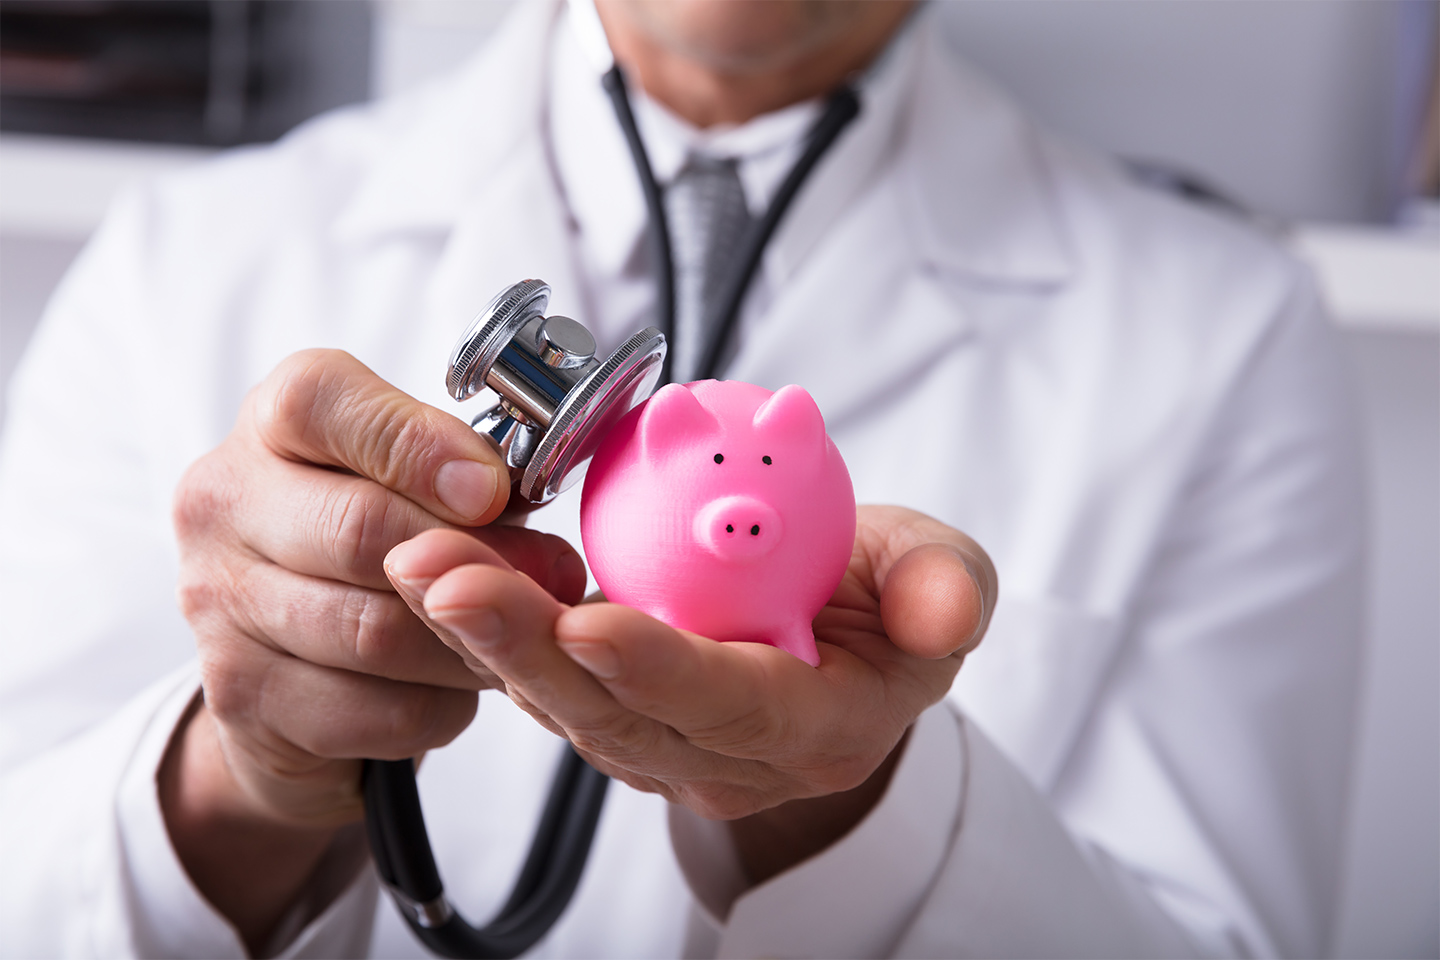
xmin=1291 ymin=224 xmax=1440 ymax=333
xmin=0 ymin=0 xmax=372 ymax=148
xmin=0 ymin=132 xmax=212 ymax=236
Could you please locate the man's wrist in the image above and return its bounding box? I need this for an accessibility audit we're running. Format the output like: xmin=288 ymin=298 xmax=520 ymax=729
xmin=158 ymin=700 xmax=342 ymax=953
xmin=728 ymin=727 xmax=911 ymax=885
xmin=671 ymin=705 xmax=964 ymax=958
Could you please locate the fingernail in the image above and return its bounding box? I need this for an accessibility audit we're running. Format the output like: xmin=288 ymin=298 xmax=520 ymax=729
xmin=951 ymin=550 xmax=990 ymax=647
xmin=389 ymin=571 xmax=435 ymax=600
xmin=434 ymin=459 xmax=499 ymax=521
xmin=558 ymin=639 xmax=622 ymax=679
xmin=384 ymin=542 xmax=434 ymax=598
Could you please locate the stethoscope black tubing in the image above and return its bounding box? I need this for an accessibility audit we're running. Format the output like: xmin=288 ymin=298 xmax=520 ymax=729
xmin=601 ymin=66 xmax=677 ymax=384
xmin=603 ymin=66 xmax=861 ymax=386
xmin=363 ymin=65 xmax=861 ymax=960
xmin=364 ymin=750 xmax=608 ymax=958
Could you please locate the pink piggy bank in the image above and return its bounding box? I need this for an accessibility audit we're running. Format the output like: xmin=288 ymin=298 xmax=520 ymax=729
xmin=580 ymin=380 xmax=855 ymax=666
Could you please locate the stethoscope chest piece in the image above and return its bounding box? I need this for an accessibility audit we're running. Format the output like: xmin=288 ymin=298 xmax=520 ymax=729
xmin=447 ymin=279 xmax=667 ymax=503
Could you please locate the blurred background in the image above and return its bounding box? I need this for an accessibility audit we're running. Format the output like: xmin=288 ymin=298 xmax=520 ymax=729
xmin=0 ymin=2 xmax=1435 ymax=956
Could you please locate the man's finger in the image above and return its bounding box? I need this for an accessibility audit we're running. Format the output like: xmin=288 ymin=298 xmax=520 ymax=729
xmin=857 ymin=505 xmax=997 ymax=658
xmin=384 ymin=528 xmax=533 ymax=688
xmin=250 ymin=349 xmax=509 ymax=526
xmin=554 ymin=603 xmax=903 ymax=798
xmin=879 ymin=543 xmax=986 ymax=660
xmin=200 ymin=638 xmax=478 ymax=763
xmin=386 ymin=528 xmax=589 ymax=607
xmin=553 ymin=603 xmax=821 ymax=757
xmin=237 ymin=456 xmax=448 ymax=589
xmin=420 ymin=564 xmax=705 ymax=778
xmin=235 ymin=559 xmax=485 ymax=690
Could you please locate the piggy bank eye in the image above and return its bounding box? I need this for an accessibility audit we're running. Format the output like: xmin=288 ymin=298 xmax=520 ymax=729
xmin=713 ymin=453 xmax=724 ymax=464
xmin=762 ymin=455 xmax=772 ymax=465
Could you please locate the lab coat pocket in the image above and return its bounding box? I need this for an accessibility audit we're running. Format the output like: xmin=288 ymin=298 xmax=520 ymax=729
xmin=949 ymin=595 xmax=1123 ymax=794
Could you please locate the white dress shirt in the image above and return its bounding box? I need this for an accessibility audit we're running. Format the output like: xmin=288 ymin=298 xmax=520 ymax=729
xmin=0 ymin=2 xmax=1363 ymax=957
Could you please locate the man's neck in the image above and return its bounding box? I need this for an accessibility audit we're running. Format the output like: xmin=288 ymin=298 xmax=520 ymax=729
xmin=595 ymin=1 xmax=914 ymax=128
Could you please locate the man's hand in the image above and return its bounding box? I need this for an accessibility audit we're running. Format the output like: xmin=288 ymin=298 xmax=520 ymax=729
xmin=386 ymin=504 xmax=995 ymax=885
xmin=163 ymin=349 xmax=585 ymax=949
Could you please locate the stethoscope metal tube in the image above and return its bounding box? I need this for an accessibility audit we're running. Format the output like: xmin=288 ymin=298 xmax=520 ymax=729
xmin=364 ymin=62 xmax=862 ymax=959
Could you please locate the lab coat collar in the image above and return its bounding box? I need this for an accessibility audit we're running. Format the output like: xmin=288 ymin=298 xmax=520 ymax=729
xmin=335 ymin=1 xmax=1074 ymax=288
xmin=896 ymin=25 xmax=1074 ymax=287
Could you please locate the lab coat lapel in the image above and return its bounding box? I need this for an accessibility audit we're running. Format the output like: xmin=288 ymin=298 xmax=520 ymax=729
xmin=897 ymin=30 xmax=1073 ymax=285
xmin=734 ymin=21 xmax=1073 ymax=427
xmin=731 ymin=188 xmax=976 ymax=430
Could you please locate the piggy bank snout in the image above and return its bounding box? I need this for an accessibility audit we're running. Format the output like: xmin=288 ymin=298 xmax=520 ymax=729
xmin=693 ymin=496 xmax=784 ymax=561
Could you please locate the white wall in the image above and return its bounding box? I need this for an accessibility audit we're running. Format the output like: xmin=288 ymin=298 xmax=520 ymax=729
xmin=1336 ymin=329 xmax=1440 ymax=958
xmin=940 ymin=1 xmax=1418 ymax=223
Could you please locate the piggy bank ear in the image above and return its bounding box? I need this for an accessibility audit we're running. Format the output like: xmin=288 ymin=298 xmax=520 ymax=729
xmin=638 ymin=383 xmax=719 ymax=461
xmin=752 ymin=385 xmax=827 ymax=458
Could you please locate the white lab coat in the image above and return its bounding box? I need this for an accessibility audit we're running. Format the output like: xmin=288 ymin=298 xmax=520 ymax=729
xmin=0 ymin=3 xmax=1363 ymax=958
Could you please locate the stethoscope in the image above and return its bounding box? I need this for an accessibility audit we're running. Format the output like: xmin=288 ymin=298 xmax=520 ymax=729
xmin=361 ymin=54 xmax=862 ymax=959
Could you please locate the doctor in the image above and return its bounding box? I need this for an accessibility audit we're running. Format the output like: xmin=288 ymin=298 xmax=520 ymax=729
xmin=0 ymin=1 xmax=1362 ymax=958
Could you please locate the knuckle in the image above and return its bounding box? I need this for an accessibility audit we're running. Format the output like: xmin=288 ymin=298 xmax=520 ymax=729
xmin=812 ymin=749 xmax=882 ymax=795
xmin=318 ymin=482 xmax=398 ymax=575
xmin=815 ymin=761 xmax=869 ymax=795
xmin=174 ymin=565 xmax=224 ymax=623
xmin=565 ymin=712 xmax=658 ymax=764
xmin=175 ymin=554 xmax=256 ymax=641
xmin=261 ymin=350 xmax=334 ymax=433
xmin=364 ymin=410 xmax=441 ymax=491
xmin=686 ymin=701 xmax=778 ymax=754
xmin=381 ymin=690 xmax=449 ymax=748
xmin=197 ymin=644 xmax=260 ymax=730
xmin=683 ymin=783 xmax=766 ymax=821
xmin=322 ymin=376 xmax=439 ymax=494
xmin=171 ymin=455 xmax=234 ymax=544
xmin=383 ymin=693 xmax=443 ymax=748
xmin=344 ymin=591 xmax=408 ymax=670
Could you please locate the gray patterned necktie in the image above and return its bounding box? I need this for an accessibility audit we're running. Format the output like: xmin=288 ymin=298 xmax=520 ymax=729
xmin=664 ymin=156 xmax=755 ymax=382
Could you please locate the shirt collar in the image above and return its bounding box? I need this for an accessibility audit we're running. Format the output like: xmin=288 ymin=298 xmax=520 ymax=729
xmin=548 ymin=0 xmax=918 ymax=285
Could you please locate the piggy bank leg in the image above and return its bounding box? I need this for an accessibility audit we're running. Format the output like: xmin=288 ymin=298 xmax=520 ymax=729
xmin=769 ymin=622 xmax=821 ymax=667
